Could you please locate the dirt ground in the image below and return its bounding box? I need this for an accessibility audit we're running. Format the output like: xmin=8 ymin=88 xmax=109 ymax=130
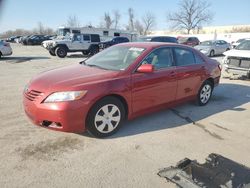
xmin=0 ymin=44 xmax=250 ymax=188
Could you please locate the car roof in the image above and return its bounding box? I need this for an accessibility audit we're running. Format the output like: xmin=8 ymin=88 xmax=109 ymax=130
xmin=117 ymin=42 xmax=191 ymax=49
xmin=140 ymin=36 xmax=176 ymax=39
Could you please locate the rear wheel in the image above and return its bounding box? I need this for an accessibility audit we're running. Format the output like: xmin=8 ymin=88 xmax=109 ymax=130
xmin=209 ymin=50 xmax=215 ymax=57
xmin=86 ymin=97 xmax=125 ymax=138
xmin=55 ymin=47 xmax=67 ymax=58
xmin=89 ymin=46 xmax=99 ymax=56
xmin=0 ymin=52 xmax=2 ymax=59
xmin=197 ymin=80 xmax=213 ymax=106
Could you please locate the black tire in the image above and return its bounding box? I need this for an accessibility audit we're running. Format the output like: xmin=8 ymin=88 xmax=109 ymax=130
xmin=209 ymin=50 xmax=215 ymax=57
xmin=247 ymin=72 xmax=250 ymax=79
xmin=86 ymin=96 xmax=126 ymax=138
xmin=226 ymin=48 xmax=230 ymax=51
xmin=55 ymin=47 xmax=67 ymax=58
xmin=82 ymin=50 xmax=89 ymax=56
xmin=197 ymin=80 xmax=213 ymax=106
xmin=49 ymin=50 xmax=56 ymax=56
xmin=89 ymin=46 xmax=99 ymax=56
xmin=0 ymin=52 xmax=2 ymax=59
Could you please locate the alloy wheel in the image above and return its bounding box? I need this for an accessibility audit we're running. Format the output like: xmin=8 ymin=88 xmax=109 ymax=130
xmin=200 ymin=84 xmax=212 ymax=104
xmin=94 ymin=104 xmax=121 ymax=133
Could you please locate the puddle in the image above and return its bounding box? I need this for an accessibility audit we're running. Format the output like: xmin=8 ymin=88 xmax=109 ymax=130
xmin=158 ymin=153 xmax=250 ymax=188
xmin=17 ymin=137 xmax=81 ymax=161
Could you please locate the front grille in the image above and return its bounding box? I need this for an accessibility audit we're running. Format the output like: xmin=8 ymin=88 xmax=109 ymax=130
xmin=228 ymin=56 xmax=250 ymax=69
xmin=25 ymin=90 xmax=44 ymax=101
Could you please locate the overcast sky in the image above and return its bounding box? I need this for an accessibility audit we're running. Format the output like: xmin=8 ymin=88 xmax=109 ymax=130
xmin=0 ymin=0 xmax=250 ymax=32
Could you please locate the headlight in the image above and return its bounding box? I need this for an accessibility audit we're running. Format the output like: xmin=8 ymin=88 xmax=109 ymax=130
xmin=23 ymin=84 xmax=29 ymax=93
xmin=223 ymin=56 xmax=229 ymax=64
xmin=44 ymin=91 xmax=87 ymax=103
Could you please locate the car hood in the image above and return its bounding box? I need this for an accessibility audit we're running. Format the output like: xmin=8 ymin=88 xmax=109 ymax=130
xmin=223 ymin=49 xmax=250 ymax=58
xmin=28 ymin=64 xmax=120 ymax=92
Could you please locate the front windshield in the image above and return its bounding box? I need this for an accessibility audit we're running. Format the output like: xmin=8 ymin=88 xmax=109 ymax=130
xmin=236 ymin=39 xmax=245 ymax=43
xmin=84 ymin=46 xmax=146 ymax=71
xmin=235 ymin=40 xmax=250 ymax=50
xmin=200 ymin=40 xmax=213 ymax=46
xmin=58 ymin=28 xmax=70 ymax=36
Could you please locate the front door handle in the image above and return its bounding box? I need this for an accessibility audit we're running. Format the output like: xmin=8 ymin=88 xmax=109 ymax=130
xmin=170 ymin=71 xmax=176 ymax=78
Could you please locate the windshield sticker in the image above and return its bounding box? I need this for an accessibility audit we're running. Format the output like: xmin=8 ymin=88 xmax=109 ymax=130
xmin=129 ymin=47 xmax=145 ymax=52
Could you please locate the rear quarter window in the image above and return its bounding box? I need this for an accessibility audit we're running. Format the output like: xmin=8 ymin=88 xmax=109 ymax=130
xmin=90 ymin=35 xmax=100 ymax=42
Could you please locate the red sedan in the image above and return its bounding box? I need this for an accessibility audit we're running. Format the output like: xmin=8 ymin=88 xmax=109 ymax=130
xmin=23 ymin=42 xmax=221 ymax=137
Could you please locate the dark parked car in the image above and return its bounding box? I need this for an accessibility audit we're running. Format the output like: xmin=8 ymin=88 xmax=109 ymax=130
xmin=26 ymin=35 xmax=51 ymax=45
xmin=23 ymin=42 xmax=221 ymax=137
xmin=22 ymin=35 xmax=33 ymax=45
xmin=6 ymin=36 xmax=22 ymax=43
xmin=99 ymin=37 xmax=129 ymax=49
xmin=178 ymin=37 xmax=200 ymax=46
xmin=138 ymin=36 xmax=178 ymax=43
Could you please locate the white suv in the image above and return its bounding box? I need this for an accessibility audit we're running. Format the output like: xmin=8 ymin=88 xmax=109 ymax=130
xmin=0 ymin=40 xmax=12 ymax=58
xmin=42 ymin=33 xmax=100 ymax=58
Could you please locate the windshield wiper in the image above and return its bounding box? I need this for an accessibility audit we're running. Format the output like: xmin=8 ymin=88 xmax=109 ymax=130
xmin=85 ymin=64 xmax=109 ymax=70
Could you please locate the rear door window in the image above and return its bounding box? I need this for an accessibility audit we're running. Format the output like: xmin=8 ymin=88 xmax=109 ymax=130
xmin=83 ymin=35 xmax=90 ymax=41
xmin=174 ymin=48 xmax=196 ymax=66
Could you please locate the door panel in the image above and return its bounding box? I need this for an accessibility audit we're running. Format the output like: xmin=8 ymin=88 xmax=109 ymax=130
xmin=175 ymin=64 xmax=205 ymax=100
xmin=132 ymin=67 xmax=177 ymax=113
xmin=174 ymin=47 xmax=206 ymax=100
xmin=70 ymin=35 xmax=88 ymax=50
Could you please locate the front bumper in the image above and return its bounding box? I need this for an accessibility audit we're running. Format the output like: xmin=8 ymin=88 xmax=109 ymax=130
xmin=224 ymin=65 xmax=250 ymax=77
xmin=41 ymin=43 xmax=55 ymax=51
xmin=23 ymin=94 xmax=90 ymax=133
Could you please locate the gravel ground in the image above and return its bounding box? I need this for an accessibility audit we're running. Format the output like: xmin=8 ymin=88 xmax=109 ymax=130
xmin=0 ymin=44 xmax=250 ymax=188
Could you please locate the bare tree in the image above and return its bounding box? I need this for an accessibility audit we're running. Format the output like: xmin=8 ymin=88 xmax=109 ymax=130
xmin=113 ymin=10 xmax=121 ymax=29
xmin=128 ymin=8 xmax=135 ymax=31
xmin=104 ymin=12 xmax=113 ymax=29
xmin=142 ymin=12 xmax=156 ymax=35
xmin=37 ymin=22 xmax=45 ymax=34
xmin=167 ymin=0 xmax=213 ymax=34
xmin=67 ymin=15 xmax=80 ymax=27
xmin=134 ymin=20 xmax=144 ymax=35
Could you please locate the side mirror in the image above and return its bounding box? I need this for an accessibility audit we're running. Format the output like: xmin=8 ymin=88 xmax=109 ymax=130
xmin=137 ymin=64 xmax=154 ymax=73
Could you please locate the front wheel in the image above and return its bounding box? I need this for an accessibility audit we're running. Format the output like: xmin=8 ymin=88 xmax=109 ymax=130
xmin=197 ymin=81 xmax=213 ymax=106
xmin=82 ymin=50 xmax=89 ymax=56
xmin=86 ymin=97 xmax=125 ymax=138
xmin=55 ymin=47 xmax=67 ymax=58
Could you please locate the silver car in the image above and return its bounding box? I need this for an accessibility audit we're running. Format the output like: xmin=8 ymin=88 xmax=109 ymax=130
xmin=194 ymin=40 xmax=231 ymax=57
xmin=0 ymin=40 xmax=12 ymax=58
